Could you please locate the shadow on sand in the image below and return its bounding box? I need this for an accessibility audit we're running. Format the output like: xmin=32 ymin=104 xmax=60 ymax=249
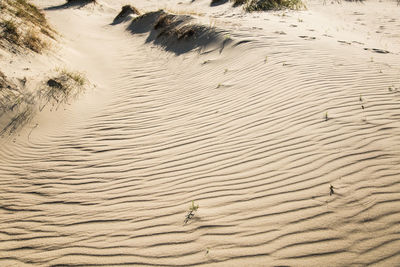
xmin=44 ymin=0 xmax=95 ymax=11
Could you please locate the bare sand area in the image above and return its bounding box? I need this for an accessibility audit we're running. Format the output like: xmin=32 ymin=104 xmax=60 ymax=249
xmin=1 ymin=0 xmax=400 ymax=266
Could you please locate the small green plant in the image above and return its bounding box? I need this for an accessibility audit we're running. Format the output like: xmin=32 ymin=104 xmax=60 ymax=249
xmin=184 ymin=200 xmax=199 ymax=224
xmin=359 ymin=94 xmax=363 ymax=102
xmin=324 ymin=111 xmax=328 ymax=121
xmin=190 ymin=200 xmax=199 ymax=211
xmin=264 ymin=56 xmax=268 ymax=63
xmin=216 ymin=83 xmax=222 ymax=88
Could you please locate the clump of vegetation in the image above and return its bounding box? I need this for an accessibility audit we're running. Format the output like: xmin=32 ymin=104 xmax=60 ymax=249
xmin=154 ymin=13 xmax=206 ymax=40
xmin=24 ymin=30 xmax=47 ymax=53
xmin=184 ymin=201 xmax=199 ymax=224
xmin=244 ymin=0 xmax=304 ymax=11
xmin=40 ymin=69 xmax=87 ymax=104
xmin=114 ymin=5 xmax=141 ymax=23
xmin=154 ymin=14 xmax=175 ymax=30
xmin=232 ymin=0 xmax=247 ymax=6
xmin=1 ymin=20 xmax=20 ymax=43
xmin=0 ymin=0 xmax=55 ymax=53
xmin=13 ymin=0 xmax=48 ymax=26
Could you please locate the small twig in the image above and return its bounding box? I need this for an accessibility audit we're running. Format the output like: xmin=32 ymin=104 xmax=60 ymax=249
xmin=329 ymin=184 xmax=334 ymax=196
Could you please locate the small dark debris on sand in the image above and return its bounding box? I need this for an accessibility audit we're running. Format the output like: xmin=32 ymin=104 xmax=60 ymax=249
xmin=330 ymin=185 xmax=334 ymax=196
xmin=364 ymin=48 xmax=390 ymax=54
xmin=47 ymin=79 xmax=63 ymax=89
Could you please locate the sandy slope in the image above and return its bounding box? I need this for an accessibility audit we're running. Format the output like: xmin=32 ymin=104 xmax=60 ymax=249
xmin=1 ymin=0 xmax=400 ymax=266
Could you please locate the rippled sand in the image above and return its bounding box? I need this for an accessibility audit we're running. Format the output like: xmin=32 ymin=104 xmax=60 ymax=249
xmin=1 ymin=0 xmax=400 ymax=266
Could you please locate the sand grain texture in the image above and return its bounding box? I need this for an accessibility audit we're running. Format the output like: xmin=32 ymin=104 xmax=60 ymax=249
xmin=1 ymin=0 xmax=400 ymax=266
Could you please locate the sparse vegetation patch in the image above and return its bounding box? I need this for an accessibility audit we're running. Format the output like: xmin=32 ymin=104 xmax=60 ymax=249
xmin=184 ymin=201 xmax=199 ymax=224
xmin=0 ymin=69 xmax=88 ymax=135
xmin=245 ymin=0 xmax=304 ymax=11
xmin=0 ymin=0 xmax=55 ymax=53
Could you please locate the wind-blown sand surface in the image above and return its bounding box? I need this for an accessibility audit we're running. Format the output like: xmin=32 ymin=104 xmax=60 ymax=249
xmin=1 ymin=0 xmax=400 ymax=266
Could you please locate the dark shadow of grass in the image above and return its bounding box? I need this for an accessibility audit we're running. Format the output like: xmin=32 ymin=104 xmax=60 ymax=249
xmin=210 ymin=0 xmax=229 ymax=6
xmin=44 ymin=0 xmax=96 ymax=11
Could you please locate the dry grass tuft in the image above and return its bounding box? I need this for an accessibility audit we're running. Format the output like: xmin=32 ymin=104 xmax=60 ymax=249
xmin=24 ymin=30 xmax=47 ymax=53
xmin=154 ymin=14 xmax=175 ymax=30
xmin=245 ymin=0 xmax=304 ymax=11
xmin=1 ymin=20 xmax=20 ymax=43
xmin=113 ymin=5 xmax=141 ymax=24
xmin=0 ymin=0 xmax=55 ymax=52
xmin=231 ymin=0 xmax=304 ymax=11
xmin=40 ymin=69 xmax=87 ymax=105
xmin=232 ymin=0 xmax=247 ymax=6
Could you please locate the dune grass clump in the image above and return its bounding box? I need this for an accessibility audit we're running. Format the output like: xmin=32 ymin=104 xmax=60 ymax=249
xmin=24 ymin=30 xmax=47 ymax=53
xmin=112 ymin=5 xmax=141 ymax=25
xmin=245 ymin=0 xmax=304 ymax=11
xmin=1 ymin=0 xmax=55 ymax=52
xmin=40 ymin=69 xmax=87 ymax=105
xmin=13 ymin=0 xmax=47 ymax=26
xmin=232 ymin=0 xmax=247 ymax=6
xmin=120 ymin=5 xmax=140 ymax=16
xmin=59 ymin=69 xmax=87 ymax=86
xmin=1 ymin=20 xmax=20 ymax=44
xmin=154 ymin=14 xmax=175 ymax=30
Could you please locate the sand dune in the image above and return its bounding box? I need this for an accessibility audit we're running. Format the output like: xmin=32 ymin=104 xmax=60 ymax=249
xmin=1 ymin=0 xmax=400 ymax=266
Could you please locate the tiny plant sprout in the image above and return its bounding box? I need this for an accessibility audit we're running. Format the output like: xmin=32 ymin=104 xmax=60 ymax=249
xmin=359 ymin=95 xmax=363 ymax=102
xmin=224 ymin=33 xmax=231 ymax=40
xmin=217 ymin=83 xmax=221 ymax=88
xmin=184 ymin=201 xmax=199 ymax=224
xmin=325 ymin=111 xmax=328 ymax=121
xmin=264 ymin=56 xmax=268 ymax=63
xmin=370 ymin=57 xmax=374 ymax=62
xmin=224 ymin=68 xmax=228 ymax=74
xmin=190 ymin=200 xmax=199 ymax=212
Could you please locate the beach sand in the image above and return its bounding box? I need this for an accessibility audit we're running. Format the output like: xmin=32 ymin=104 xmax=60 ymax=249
xmin=1 ymin=0 xmax=400 ymax=266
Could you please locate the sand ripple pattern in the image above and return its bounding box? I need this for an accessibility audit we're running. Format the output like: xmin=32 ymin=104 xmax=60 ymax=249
xmin=1 ymin=22 xmax=400 ymax=266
